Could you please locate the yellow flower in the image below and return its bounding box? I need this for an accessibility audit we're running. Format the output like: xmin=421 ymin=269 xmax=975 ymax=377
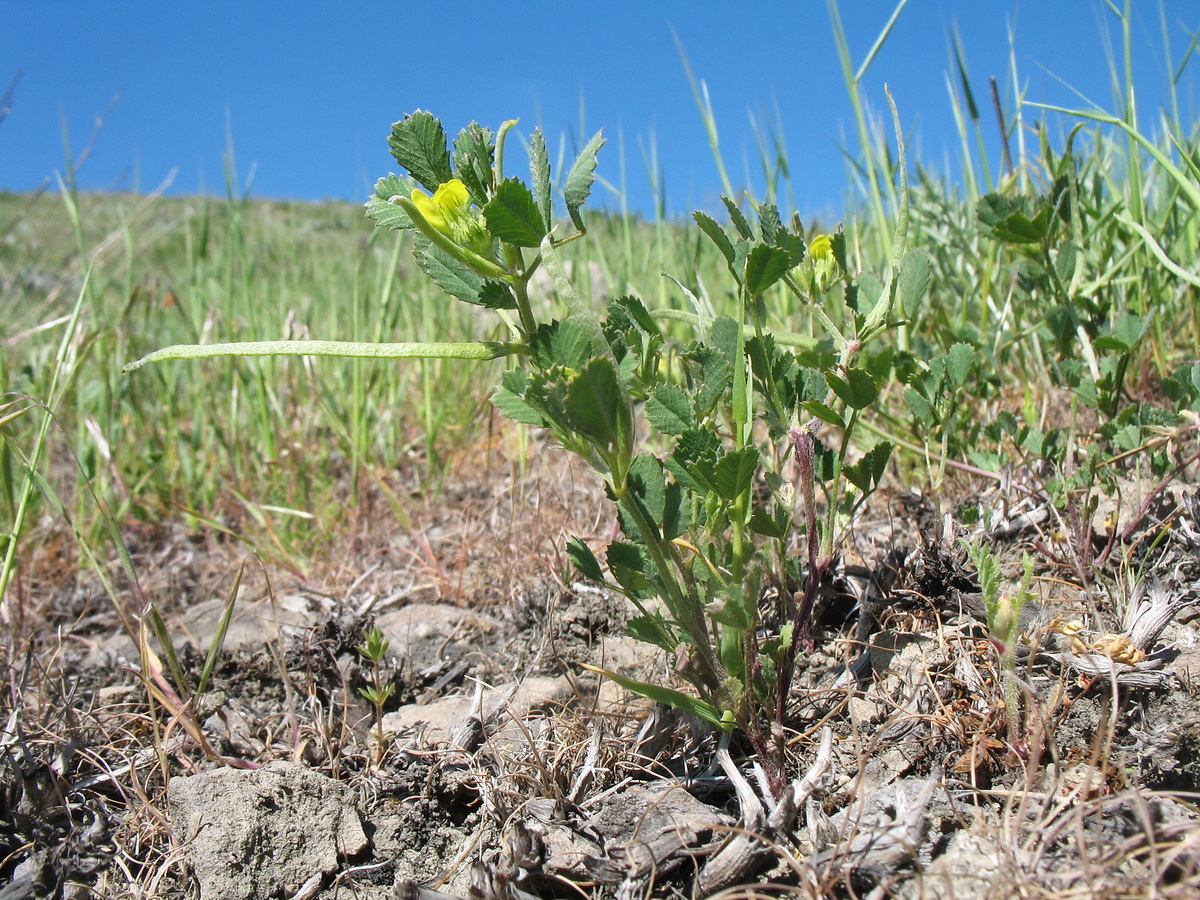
xmin=792 ymin=233 xmax=841 ymax=297
xmin=410 ymin=178 xmax=471 ymax=233
xmin=808 ymin=233 xmax=833 ymax=261
xmin=409 ymin=177 xmax=491 ymax=256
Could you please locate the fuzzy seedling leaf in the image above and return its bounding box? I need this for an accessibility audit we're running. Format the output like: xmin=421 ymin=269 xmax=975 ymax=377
xmin=564 ymin=129 xmax=605 ymax=228
xmin=694 ymin=211 xmax=734 ymax=266
xmin=827 ymin=367 xmax=878 ymax=410
xmin=567 ymin=536 xmax=605 ymax=583
xmin=645 ymin=384 xmax=694 ymax=435
xmin=388 ymin=111 xmax=453 ymax=193
xmin=453 ymin=122 xmax=494 ymax=208
xmin=529 ymin=128 xmax=552 ymax=232
xmin=484 ymin=178 xmax=547 ymax=247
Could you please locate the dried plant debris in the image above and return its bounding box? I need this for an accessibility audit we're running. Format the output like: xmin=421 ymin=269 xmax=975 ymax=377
xmin=5 ymin=454 xmax=1200 ymax=900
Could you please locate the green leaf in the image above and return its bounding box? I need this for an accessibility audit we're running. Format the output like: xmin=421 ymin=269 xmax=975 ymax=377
xmin=567 ymin=536 xmax=605 ymax=583
xmin=689 ymin=346 xmax=732 ymax=415
xmin=625 ymin=454 xmax=688 ymax=542
xmin=529 ymin=318 xmax=592 ymax=370
xmin=453 ymin=122 xmax=494 ymax=208
xmin=477 ymin=280 xmax=518 ymax=310
xmin=414 ymin=241 xmax=485 ymax=304
xmin=694 ymin=211 xmax=734 ymax=266
xmin=607 ymin=541 xmax=655 ymax=595
xmin=749 ymin=504 xmax=789 ymax=538
xmin=827 ymin=367 xmax=878 ymax=410
xmin=483 ymin=177 xmax=547 ymax=247
xmin=581 ymin=664 xmax=728 ymax=729
xmin=844 ymin=440 xmax=894 ymax=492
xmin=712 ymin=446 xmax=758 ymax=501
xmin=529 ymin=128 xmax=552 ymax=232
xmin=721 ymin=196 xmax=753 ymax=239
xmin=847 ymin=272 xmax=883 ymax=314
xmin=903 ymin=386 xmax=933 ymax=423
xmin=802 ymin=399 xmax=845 ymax=428
xmin=565 ymin=356 xmax=623 ymax=446
xmin=564 ymin=129 xmax=605 ymax=228
xmin=1094 ymin=312 xmax=1152 ymax=353
xmin=388 ymin=111 xmax=453 ymax=192
xmin=492 ymin=372 xmax=547 ymax=427
xmin=898 ymin=247 xmax=931 ymax=319
xmin=645 ymin=384 xmax=694 ymax=435
xmin=364 ymin=174 xmax=417 ymax=231
xmin=976 ymin=193 xmax=1045 ymax=244
xmin=947 ymin=343 xmax=976 ymax=387
xmin=743 ymin=245 xmax=792 ymax=295
xmin=625 ymin=613 xmax=676 ymax=650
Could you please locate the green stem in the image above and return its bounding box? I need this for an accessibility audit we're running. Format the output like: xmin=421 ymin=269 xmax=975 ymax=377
xmin=124 ymin=340 xmax=522 ymax=373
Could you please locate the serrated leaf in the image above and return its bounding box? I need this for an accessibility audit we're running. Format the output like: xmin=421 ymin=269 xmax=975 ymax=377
xmin=453 ymin=122 xmax=494 ymax=208
xmin=364 ymin=174 xmax=417 ymax=231
xmin=477 ymin=280 xmax=517 ymax=310
xmin=565 ymin=356 xmax=623 ymax=446
xmin=645 ymin=384 xmax=694 ymax=435
xmin=690 ymin=346 xmax=732 ymax=415
xmin=388 ymin=111 xmax=453 ymax=192
xmin=712 ymin=446 xmax=758 ymax=501
xmin=743 ymin=244 xmax=792 ymax=295
xmin=624 ymin=614 xmax=675 ymax=650
xmin=947 ymin=343 xmax=976 ymax=387
xmin=976 ymin=193 xmax=1045 ymax=244
xmin=492 ymin=372 xmax=547 ymax=427
xmin=721 ymin=196 xmax=753 ymax=239
xmin=694 ymin=210 xmax=734 ymax=265
xmin=827 ymin=367 xmax=878 ymax=410
xmin=484 ymin=177 xmax=547 ymax=247
xmin=564 ymin=129 xmax=605 ymax=227
xmin=529 ymin=128 xmax=552 ymax=231
xmin=581 ymin=664 xmax=727 ymax=729
xmin=903 ymin=386 xmax=933 ymax=423
xmin=898 ymin=247 xmax=931 ymax=319
xmin=529 ymin=318 xmax=593 ymax=370
xmin=414 ymin=241 xmax=485 ymax=304
xmin=567 ymin=536 xmax=605 ymax=583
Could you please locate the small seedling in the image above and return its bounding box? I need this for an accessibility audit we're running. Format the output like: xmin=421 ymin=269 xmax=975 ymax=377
xmin=356 ymin=625 xmax=395 ymax=767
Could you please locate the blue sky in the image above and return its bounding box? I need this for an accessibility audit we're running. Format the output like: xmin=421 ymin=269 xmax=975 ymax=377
xmin=1 ymin=2 xmax=1196 ymax=221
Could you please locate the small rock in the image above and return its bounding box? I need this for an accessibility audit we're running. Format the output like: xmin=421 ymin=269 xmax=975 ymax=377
xmin=375 ymin=603 xmax=501 ymax=672
xmin=916 ymin=830 xmax=1004 ymax=900
xmin=169 ymin=761 xmax=367 ymax=900
xmin=383 ymin=676 xmax=573 ymax=750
